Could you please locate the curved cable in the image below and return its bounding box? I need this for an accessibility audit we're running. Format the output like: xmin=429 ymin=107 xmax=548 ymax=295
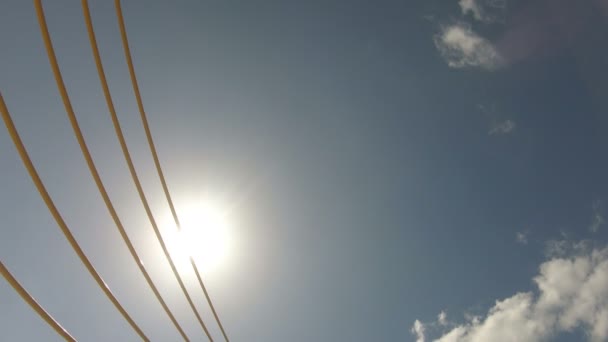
xmin=31 ymin=2 xmax=192 ymax=340
xmin=0 ymin=260 xmax=77 ymax=341
xmin=80 ymin=1 xmax=213 ymax=340
xmin=115 ymin=1 xmax=230 ymax=340
xmin=0 ymin=89 xmax=147 ymax=341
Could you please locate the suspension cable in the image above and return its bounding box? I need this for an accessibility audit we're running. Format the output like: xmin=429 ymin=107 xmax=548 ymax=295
xmin=81 ymin=0 xmax=213 ymax=339
xmin=0 ymin=260 xmax=76 ymax=341
xmin=115 ymin=1 xmax=230 ymax=340
xmin=0 ymin=89 xmax=148 ymax=341
xmin=30 ymin=2 xmax=193 ymax=340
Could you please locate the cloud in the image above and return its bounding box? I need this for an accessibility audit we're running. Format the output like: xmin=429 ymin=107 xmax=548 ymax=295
xmin=413 ymin=245 xmax=608 ymax=341
xmin=545 ymin=239 xmax=592 ymax=258
xmin=411 ymin=320 xmax=426 ymax=342
xmin=590 ymin=201 xmax=605 ymax=233
xmin=488 ymin=119 xmax=515 ymax=135
xmin=459 ymin=0 xmax=507 ymax=23
xmin=516 ymin=231 xmax=528 ymax=245
xmin=591 ymin=214 xmax=604 ymax=234
xmin=434 ymin=24 xmax=504 ymax=69
xmin=438 ymin=311 xmax=448 ymax=326
xmin=459 ymin=0 xmax=484 ymax=20
xmin=437 ymin=0 xmax=600 ymax=70
xmin=478 ymin=104 xmax=515 ymax=135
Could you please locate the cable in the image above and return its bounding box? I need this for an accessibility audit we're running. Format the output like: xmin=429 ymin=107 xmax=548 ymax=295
xmin=80 ymin=1 xmax=213 ymax=340
xmin=0 ymin=260 xmax=76 ymax=341
xmin=29 ymin=2 xmax=192 ymax=340
xmin=0 ymin=89 xmax=147 ymax=341
xmin=115 ymin=1 xmax=230 ymax=340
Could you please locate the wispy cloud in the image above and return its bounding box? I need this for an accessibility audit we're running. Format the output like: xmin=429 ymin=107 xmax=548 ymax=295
xmin=438 ymin=311 xmax=448 ymax=326
xmin=411 ymin=320 xmax=426 ymax=342
xmin=544 ymin=239 xmax=592 ymax=258
xmin=436 ymin=0 xmax=601 ymax=70
xmin=434 ymin=24 xmax=504 ymax=69
xmin=488 ymin=119 xmax=515 ymax=135
xmin=516 ymin=231 xmax=528 ymax=245
xmin=459 ymin=0 xmax=484 ymax=20
xmin=459 ymin=0 xmax=507 ymax=23
xmin=590 ymin=200 xmax=605 ymax=233
xmin=478 ymin=104 xmax=516 ymax=136
xmin=413 ymin=243 xmax=608 ymax=341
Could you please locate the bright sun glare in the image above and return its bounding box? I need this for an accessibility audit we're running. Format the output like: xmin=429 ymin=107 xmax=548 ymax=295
xmin=164 ymin=199 xmax=234 ymax=274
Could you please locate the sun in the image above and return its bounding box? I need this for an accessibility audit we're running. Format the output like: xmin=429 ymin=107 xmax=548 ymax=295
xmin=163 ymin=199 xmax=234 ymax=275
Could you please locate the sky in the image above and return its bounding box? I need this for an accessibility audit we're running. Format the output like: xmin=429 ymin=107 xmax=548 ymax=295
xmin=1 ymin=0 xmax=608 ymax=341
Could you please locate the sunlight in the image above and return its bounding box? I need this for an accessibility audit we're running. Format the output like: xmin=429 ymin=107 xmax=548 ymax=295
xmin=163 ymin=198 xmax=234 ymax=275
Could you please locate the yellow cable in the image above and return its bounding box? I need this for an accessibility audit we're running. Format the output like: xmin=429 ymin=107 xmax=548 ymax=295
xmin=81 ymin=0 xmax=213 ymax=340
xmin=0 ymin=89 xmax=147 ymax=341
xmin=115 ymin=1 xmax=230 ymax=340
xmin=0 ymin=260 xmax=76 ymax=341
xmin=29 ymin=2 xmax=192 ymax=340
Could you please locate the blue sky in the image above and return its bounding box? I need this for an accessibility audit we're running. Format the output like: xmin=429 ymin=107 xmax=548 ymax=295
xmin=1 ymin=0 xmax=608 ymax=341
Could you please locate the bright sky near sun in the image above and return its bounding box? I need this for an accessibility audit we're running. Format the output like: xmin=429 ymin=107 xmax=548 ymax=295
xmin=2 ymin=1 xmax=608 ymax=341
xmin=162 ymin=196 xmax=236 ymax=275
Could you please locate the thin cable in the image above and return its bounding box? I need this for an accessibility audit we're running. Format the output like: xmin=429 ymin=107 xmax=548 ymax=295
xmin=0 ymin=260 xmax=77 ymax=341
xmin=81 ymin=1 xmax=213 ymax=340
xmin=115 ymin=1 xmax=230 ymax=340
xmin=32 ymin=2 xmax=192 ymax=340
xmin=0 ymin=89 xmax=147 ymax=341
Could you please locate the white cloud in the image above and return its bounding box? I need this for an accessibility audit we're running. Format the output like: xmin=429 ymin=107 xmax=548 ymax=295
xmin=459 ymin=0 xmax=507 ymax=23
xmin=488 ymin=119 xmax=515 ymax=135
xmin=516 ymin=231 xmax=528 ymax=245
xmin=434 ymin=24 xmax=504 ymax=69
xmin=411 ymin=320 xmax=426 ymax=342
xmin=414 ymin=245 xmax=608 ymax=341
